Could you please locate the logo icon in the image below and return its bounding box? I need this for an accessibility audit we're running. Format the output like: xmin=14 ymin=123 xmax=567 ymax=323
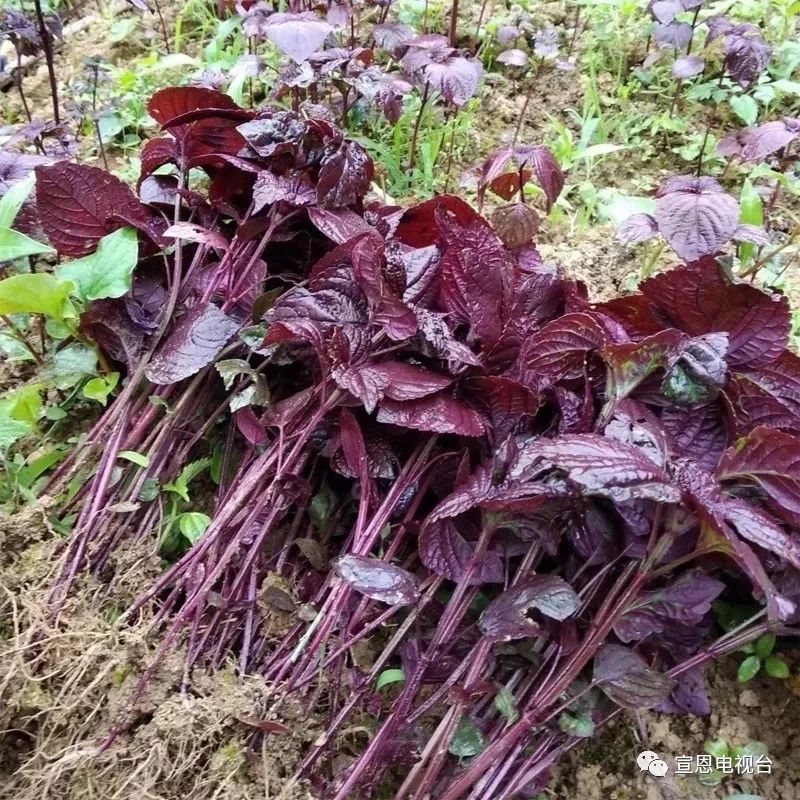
xmin=637 ymin=750 xmax=669 ymax=778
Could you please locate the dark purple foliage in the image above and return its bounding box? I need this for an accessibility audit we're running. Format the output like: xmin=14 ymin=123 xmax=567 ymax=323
xmin=34 ymin=84 xmax=800 ymax=800
xmin=617 ymin=175 xmax=768 ymax=261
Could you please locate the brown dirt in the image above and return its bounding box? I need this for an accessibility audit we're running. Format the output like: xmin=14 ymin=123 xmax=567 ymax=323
xmin=0 ymin=504 xmax=319 ymax=800
xmin=552 ymin=658 xmax=800 ymax=800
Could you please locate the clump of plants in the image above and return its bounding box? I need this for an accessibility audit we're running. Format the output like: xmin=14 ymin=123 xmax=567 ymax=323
xmin=2 ymin=84 xmax=800 ymax=800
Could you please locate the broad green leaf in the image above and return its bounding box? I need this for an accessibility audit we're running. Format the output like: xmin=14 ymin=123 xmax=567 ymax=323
xmin=139 ymin=477 xmax=160 ymax=501
xmin=83 ymin=372 xmax=120 ymax=405
xmin=376 ymin=668 xmax=405 ymax=691
xmin=0 ymin=414 xmax=32 ymax=447
xmin=48 ymin=343 xmax=97 ymax=389
xmin=57 ymin=227 xmax=139 ymax=302
xmin=178 ymin=511 xmax=212 ymax=543
xmin=0 ymin=227 xmax=54 ymax=261
xmin=0 ymin=273 xmax=75 ymax=319
xmin=737 ymin=655 xmax=761 ymax=682
xmin=0 ymin=175 xmax=35 ymax=228
xmin=448 ymin=717 xmax=485 ymax=759
xmin=704 ymin=739 xmax=729 ymax=758
xmin=17 ymin=447 xmax=68 ymax=487
xmin=730 ymin=94 xmax=759 ymax=127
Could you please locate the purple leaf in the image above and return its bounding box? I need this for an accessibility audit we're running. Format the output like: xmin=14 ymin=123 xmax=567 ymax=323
xmin=307 ymin=207 xmax=375 ymax=243
xmin=654 ymin=21 xmax=692 ymax=50
xmin=616 ymin=212 xmax=658 ymax=244
xmin=332 ymin=554 xmax=419 ymax=605
xmin=594 ymin=645 xmax=674 ymax=709
xmin=252 ymin=170 xmax=316 ymax=210
xmin=373 ymin=22 xmax=415 ymax=54
xmin=520 ymin=313 xmax=608 ymax=387
xmin=641 ymin=258 xmax=790 ymax=368
xmin=497 ymin=49 xmax=528 ymax=67
xmin=145 ymin=303 xmax=240 ymax=385
xmin=235 ymin=407 xmax=268 ymax=445
xmin=614 ymin=570 xmax=725 ymax=642
xmin=509 ymin=434 xmax=681 ymax=504
xmin=740 ymin=119 xmax=800 ymax=162
xmin=724 ymin=29 xmax=771 ymax=89
xmin=376 ymin=394 xmax=485 ymax=436
xmin=662 ymin=333 xmax=729 ymax=406
xmin=653 ymin=176 xmax=740 ymax=261
xmin=0 ymin=151 xmax=50 ymax=195
xmin=733 ymin=224 xmax=770 ymax=247
xmin=317 ymin=140 xmax=374 ymax=209
xmin=672 ymin=54 xmax=705 ymax=79
xmin=491 ymin=203 xmax=539 ymax=249
xmin=718 ymin=427 xmax=800 ymax=526
xmin=264 ymin=13 xmax=333 ymax=64
xmin=650 ymin=0 xmax=682 ymax=24
xmin=478 ymin=575 xmax=580 ymax=641
xmin=662 ymin=403 xmax=729 ymax=470
xmin=660 ymin=668 xmax=711 ymax=716
xmin=423 ymin=56 xmax=482 ymax=107
xmin=419 ymin=519 xmax=505 ymax=585
xmin=35 ymin=162 xmax=154 ymax=256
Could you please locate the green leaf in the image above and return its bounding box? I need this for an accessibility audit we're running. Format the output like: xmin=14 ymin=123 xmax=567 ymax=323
xmin=178 ymin=511 xmax=212 ymax=543
xmin=0 ymin=227 xmax=54 ymax=261
xmin=44 ymin=406 xmax=67 ymax=421
xmin=737 ymin=655 xmax=761 ymax=682
xmin=730 ymin=94 xmax=759 ymax=127
xmin=753 ymin=633 xmax=776 ymax=659
xmin=494 ymin=686 xmax=519 ymax=725
xmin=164 ymin=457 xmax=212 ymax=501
xmin=0 ymin=414 xmax=33 ymax=447
xmin=558 ymin=711 xmax=595 ymax=738
xmin=376 ymin=668 xmax=405 ymax=691
xmin=764 ymin=655 xmax=790 ymax=679
xmin=82 ymin=372 xmax=119 ymax=405
xmin=448 ymin=717 xmax=485 ymax=759
xmin=17 ymin=447 xmax=68 ymax=487
xmin=0 ymin=384 xmax=42 ymax=427
xmin=48 ymin=343 xmax=97 ymax=389
xmin=0 ymin=175 xmax=35 ymax=229
xmin=0 ymin=273 xmax=75 ymax=319
xmin=57 ymin=227 xmax=139 ymax=302
xmin=118 ymin=450 xmax=150 ymax=468
xmin=738 ymin=178 xmax=763 ymax=265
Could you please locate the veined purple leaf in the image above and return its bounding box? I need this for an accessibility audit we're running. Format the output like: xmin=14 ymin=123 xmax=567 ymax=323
xmin=317 ymin=140 xmax=374 ymax=209
xmin=650 ymin=0 xmax=681 ymax=24
xmin=419 ymin=519 xmax=504 ymax=585
xmin=0 ymin=151 xmax=50 ymax=195
xmin=423 ymin=55 xmax=482 ymax=107
xmin=654 ymin=21 xmax=692 ymax=51
xmin=508 ymin=434 xmax=681 ymax=504
xmin=724 ymin=29 xmax=771 ymax=89
xmin=672 ymin=55 xmax=705 ymax=79
xmin=252 ymin=170 xmax=316 ymax=210
xmin=376 ymin=393 xmax=485 ymax=436
xmin=264 ymin=13 xmax=333 ymax=64
xmin=641 ymin=258 xmax=790 ymax=368
xmin=733 ymin=224 xmax=770 ymax=247
xmin=614 ymin=570 xmax=725 ymax=642
xmin=602 ymin=329 xmax=685 ymax=405
xmin=163 ymin=222 xmax=228 ymax=250
xmin=333 ymin=554 xmax=419 ymax=605
xmin=594 ymin=644 xmax=674 ymax=709
xmin=718 ymin=427 xmax=800 ymax=526
xmin=740 ymin=118 xmax=800 ymax=162
xmin=653 ymin=176 xmax=740 ymax=261
xmin=723 ymin=499 xmax=800 ymax=570
xmin=35 ymin=162 xmax=153 ymax=256
xmin=521 ymin=313 xmax=608 ymax=387
xmin=478 ymin=575 xmax=580 ymax=641
xmin=662 ymin=403 xmax=729 ymax=470
xmin=660 ymin=667 xmax=711 ymax=716
xmin=146 ymin=303 xmax=240 ymax=385
xmin=491 ymin=203 xmax=539 ymax=249
xmin=662 ymin=333 xmax=729 ymax=406
xmin=372 ymin=22 xmax=415 ymax=54
xmin=616 ymin=212 xmax=658 ymax=244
